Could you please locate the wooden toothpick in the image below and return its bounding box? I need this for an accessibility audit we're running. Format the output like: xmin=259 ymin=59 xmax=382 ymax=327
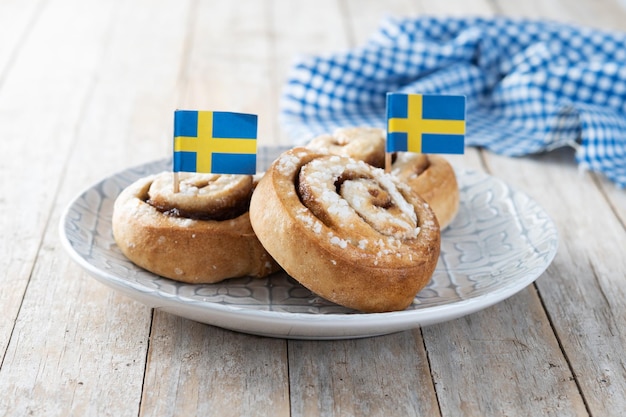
xmin=173 ymin=171 xmax=180 ymax=193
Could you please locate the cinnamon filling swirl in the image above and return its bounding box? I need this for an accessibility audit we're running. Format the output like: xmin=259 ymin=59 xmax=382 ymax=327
xmin=145 ymin=173 xmax=253 ymax=221
xmin=298 ymin=156 xmax=421 ymax=240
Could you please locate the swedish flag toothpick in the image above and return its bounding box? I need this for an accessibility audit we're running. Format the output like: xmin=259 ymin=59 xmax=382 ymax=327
xmin=385 ymin=93 xmax=466 ymax=170
xmin=173 ymin=110 xmax=258 ymax=175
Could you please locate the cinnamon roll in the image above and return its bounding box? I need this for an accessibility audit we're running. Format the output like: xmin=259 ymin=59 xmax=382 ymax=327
xmin=249 ymin=147 xmax=440 ymax=313
xmin=112 ymin=172 xmax=280 ymax=284
xmin=306 ymin=127 xmax=460 ymax=229
xmin=391 ymin=152 xmax=459 ymax=230
xmin=305 ymin=126 xmax=386 ymax=168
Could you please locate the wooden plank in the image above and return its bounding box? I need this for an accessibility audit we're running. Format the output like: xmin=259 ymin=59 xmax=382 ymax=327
xmin=0 ymin=0 xmax=192 ymax=414
xmin=423 ymin=287 xmax=588 ymax=416
xmin=493 ymin=0 xmax=626 ymax=30
xmin=414 ymin=0 xmax=494 ymax=17
xmin=288 ymin=331 xmax=441 ymax=417
xmin=597 ymin=176 xmax=626 ymax=226
xmin=271 ymin=0 xmax=349 ymax=77
xmin=175 ymin=0 xmax=343 ymax=147
xmin=0 ymin=0 xmax=118 ymax=364
xmin=173 ymin=0 xmax=346 ymax=147
xmin=0 ymin=250 xmax=152 ymax=416
xmin=140 ymin=312 xmax=290 ymax=417
xmin=341 ymin=0 xmax=419 ymax=45
xmin=0 ymin=0 xmax=43 ymax=79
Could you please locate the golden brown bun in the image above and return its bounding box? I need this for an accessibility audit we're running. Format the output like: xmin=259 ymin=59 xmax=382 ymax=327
xmin=249 ymin=147 xmax=440 ymax=313
xmin=391 ymin=153 xmax=459 ymax=229
xmin=306 ymin=126 xmax=386 ymax=168
xmin=112 ymin=172 xmax=280 ymax=284
xmin=306 ymin=127 xmax=460 ymax=229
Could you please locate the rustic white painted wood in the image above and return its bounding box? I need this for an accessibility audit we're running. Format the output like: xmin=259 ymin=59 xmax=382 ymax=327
xmin=0 ymin=0 xmax=42 ymax=77
xmin=0 ymin=0 xmax=186 ymax=415
xmin=140 ymin=312 xmax=290 ymax=417
xmin=424 ymin=287 xmax=588 ymax=416
xmin=0 ymin=0 xmax=120 ymax=364
xmin=341 ymin=0 xmax=420 ymax=45
xmin=0 ymin=0 xmax=625 ymax=416
xmin=288 ymin=331 xmax=440 ymax=417
xmin=0 ymin=1 xmax=111 ymax=358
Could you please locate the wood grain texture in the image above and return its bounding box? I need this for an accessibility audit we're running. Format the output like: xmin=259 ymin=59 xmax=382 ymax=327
xmin=288 ymin=331 xmax=440 ymax=417
xmin=178 ymin=0 xmax=275 ymax=145
xmin=0 ymin=0 xmax=120 ymax=364
xmin=0 ymin=0 xmax=188 ymax=415
xmin=341 ymin=0 xmax=419 ymax=45
xmin=493 ymin=0 xmax=626 ymax=30
xmin=1 ymin=0 xmax=625 ymax=416
xmin=140 ymin=312 xmax=289 ymax=417
xmin=423 ymin=287 xmax=587 ymax=417
xmin=0 ymin=256 xmax=151 ymax=416
xmin=0 ymin=0 xmax=43 ymax=78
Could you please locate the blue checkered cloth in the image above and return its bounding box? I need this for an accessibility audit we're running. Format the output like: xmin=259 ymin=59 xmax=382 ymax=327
xmin=280 ymin=16 xmax=626 ymax=188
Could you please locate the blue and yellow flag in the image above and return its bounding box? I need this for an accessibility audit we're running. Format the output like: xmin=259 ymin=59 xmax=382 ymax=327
xmin=173 ymin=110 xmax=257 ymax=175
xmin=386 ymin=93 xmax=466 ymax=154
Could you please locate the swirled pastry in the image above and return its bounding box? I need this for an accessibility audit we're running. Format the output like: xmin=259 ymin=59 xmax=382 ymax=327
xmin=391 ymin=152 xmax=459 ymax=229
xmin=112 ymin=172 xmax=280 ymax=284
xmin=305 ymin=127 xmax=386 ymax=168
xmin=249 ymin=147 xmax=440 ymax=313
xmin=306 ymin=127 xmax=460 ymax=229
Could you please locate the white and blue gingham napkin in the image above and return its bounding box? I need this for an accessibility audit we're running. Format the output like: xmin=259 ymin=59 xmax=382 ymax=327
xmin=280 ymin=16 xmax=626 ymax=187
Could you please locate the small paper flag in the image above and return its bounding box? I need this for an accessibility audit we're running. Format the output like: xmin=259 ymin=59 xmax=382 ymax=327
xmin=386 ymin=93 xmax=466 ymax=154
xmin=173 ymin=110 xmax=257 ymax=175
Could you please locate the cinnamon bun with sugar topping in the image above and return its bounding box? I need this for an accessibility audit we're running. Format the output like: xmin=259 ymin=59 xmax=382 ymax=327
xmin=112 ymin=172 xmax=280 ymax=284
xmin=249 ymin=147 xmax=440 ymax=312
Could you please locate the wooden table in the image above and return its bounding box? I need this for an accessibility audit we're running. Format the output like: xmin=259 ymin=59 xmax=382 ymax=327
xmin=2 ymin=0 xmax=625 ymax=415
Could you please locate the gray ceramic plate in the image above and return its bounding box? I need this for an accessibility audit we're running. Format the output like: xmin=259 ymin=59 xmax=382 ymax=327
xmin=60 ymin=157 xmax=558 ymax=339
